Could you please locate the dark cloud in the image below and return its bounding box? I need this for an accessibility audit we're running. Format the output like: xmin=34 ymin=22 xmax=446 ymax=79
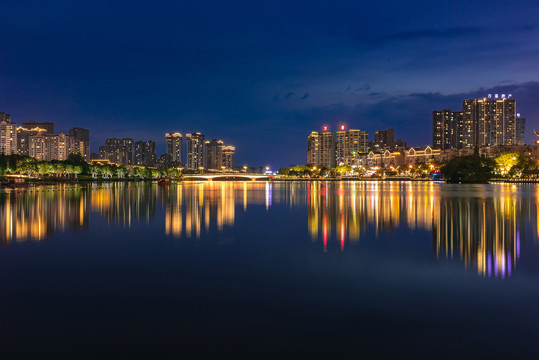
xmin=284 ymin=92 xmax=293 ymax=99
xmin=301 ymin=93 xmax=310 ymax=100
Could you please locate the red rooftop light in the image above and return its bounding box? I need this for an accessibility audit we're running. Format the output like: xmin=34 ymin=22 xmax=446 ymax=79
xmin=340 ymin=125 xmax=345 ymax=130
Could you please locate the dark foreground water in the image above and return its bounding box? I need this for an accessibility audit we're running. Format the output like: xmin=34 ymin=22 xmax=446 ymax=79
xmin=1 ymin=181 xmax=539 ymax=358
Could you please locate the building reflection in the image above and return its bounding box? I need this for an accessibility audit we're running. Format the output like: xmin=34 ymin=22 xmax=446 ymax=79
xmin=163 ymin=181 xmax=270 ymax=238
xmin=91 ymin=182 xmax=156 ymax=226
xmin=307 ymin=181 xmax=437 ymax=248
xmin=433 ymin=186 xmax=531 ymax=278
xmin=306 ymin=181 xmax=536 ymax=278
xmin=0 ymin=185 xmax=89 ymax=245
xmin=1 ymin=181 xmax=538 ymax=278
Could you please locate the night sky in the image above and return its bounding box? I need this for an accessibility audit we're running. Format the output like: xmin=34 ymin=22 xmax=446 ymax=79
xmin=1 ymin=1 xmax=539 ymax=168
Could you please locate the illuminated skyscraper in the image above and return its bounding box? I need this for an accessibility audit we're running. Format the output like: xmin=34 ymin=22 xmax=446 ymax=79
xmin=462 ymin=96 xmax=519 ymax=147
xmin=308 ymin=127 xmax=336 ymax=168
xmin=186 ymin=132 xmax=205 ymax=171
xmin=516 ymin=115 xmax=525 ymax=145
xmin=57 ymin=133 xmax=78 ymax=160
xmin=432 ymin=109 xmax=463 ymax=149
xmin=69 ymin=127 xmax=91 ymax=160
xmin=135 ymin=140 xmax=157 ymax=166
xmin=336 ymin=126 xmax=368 ymax=165
xmin=98 ymin=138 xmax=134 ymax=165
xmin=29 ymin=134 xmax=57 ymax=161
xmin=165 ymin=132 xmax=183 ymax=165
xmin=222 ymin=146 xmax=235 ymax=170
xmin=17 ymin=127 xmax=46 ymax=155
xmin=0 ymin=117 xmax=17 ymax=155
xmin=206 ymin=139 xmax=223 ymax=170
xmin=374 ymin=129 xmax=395 ymax=149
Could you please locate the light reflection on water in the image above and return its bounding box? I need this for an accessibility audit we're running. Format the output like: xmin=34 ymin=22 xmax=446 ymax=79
xmin=1 ymin=181 xmax=538 ymax=278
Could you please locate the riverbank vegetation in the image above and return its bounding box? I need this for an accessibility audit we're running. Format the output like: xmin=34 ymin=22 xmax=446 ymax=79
xmin=0 ymin=154 xmax=182 ymax=182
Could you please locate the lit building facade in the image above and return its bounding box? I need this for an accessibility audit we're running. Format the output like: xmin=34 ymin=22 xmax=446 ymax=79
xmin=516 ymin=115 xmax=526 ymax=145
xmin=165 ymin=132 xmax=183 ymax=166
xmin=98 ymin=138 xmax=134 ymax=165
xmin=206 ymin=139 xmax=223 ymax=170
xmin=29 ymin=134 xmax=58 ymax=161
xmin=336 ymin=127 xmax=368 ymax=165
xmin=21 ymin=121 xmax=54 ymax=134
xmin=464 ymin=96 xmax=519 ymax=147
xmin=186 ymin=132 xmax=205 ymax=171
xmin=17 ymin=127 xmax=47 ymax=156
xmin=405 ymin=146 xmax=441 ymax=164
xmin=308 ymin=128 xmax=336 ymax=168
xmin=135 ymin=140 xmax=157 ymax=166
xmin=0 ymin=119 xmax=17 ymax=155
xmin=432 ymin=109 xmax=463 ymax=149
xmin=374 ymin=129 xmax=395 ymax=149
xmin=56 ymin=133 xmax=78 ymax=160
xmin=222 ymin=146 xmax=235 ymax=170
xmin=69 ymin=127 xmax=91 ymax=160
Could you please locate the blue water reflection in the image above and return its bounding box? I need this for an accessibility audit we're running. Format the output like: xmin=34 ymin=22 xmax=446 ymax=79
xmin=1 ymin=181 xmax=539 ymax=356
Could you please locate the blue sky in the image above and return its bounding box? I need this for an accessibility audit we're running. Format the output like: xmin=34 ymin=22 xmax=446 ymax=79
xmin=1 ymin=0 xmax=539 ymax=167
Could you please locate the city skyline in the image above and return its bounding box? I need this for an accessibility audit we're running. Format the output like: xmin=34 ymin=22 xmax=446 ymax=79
xmin=1 ymin=1 xmax=538 ymax=167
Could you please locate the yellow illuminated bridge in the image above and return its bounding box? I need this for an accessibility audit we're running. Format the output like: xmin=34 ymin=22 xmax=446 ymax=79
xmin=182 ymin=173 xmax=271 ymax=181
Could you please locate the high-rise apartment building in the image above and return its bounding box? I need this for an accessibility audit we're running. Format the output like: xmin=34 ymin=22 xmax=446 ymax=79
xmin=0 ymin=118 xmax=17 ymax=155
xmin=222 ymin=146 xmax=235 ymax=170
xmin=374 ymin=129 xmax=396 ymax=149
xmin=69 ymin=127 xmax=91 ymax=160
xmin=516 ymin=115 xmax=526 ymax=145
xmin=165 ymin=132 xmax=183 ymax=166
xmin=25 ymin=132 xmax=84 ymax=161
xmin=17 ymin=127 xmax=47 ymax=156
xmin=436 ymin=95 xmax=522 ymax=148
xmin=29 ymin=134 xmax=58 ymax=161
xmin=135 ymin=140 xmax=157 ymax=166
xmin=308 ymin=128 xmax=336 ymax=168
xmin=57 ymin=133 xmax=78 ymax=161
xmin=185 ymin=132 xmax=205 ymax=170
xmin=432 ymin=109 xmax=463 ymax=149
xmin=22 ymin=121 xmax=54 ymax=134
xmin=206 ymin=139 xmax=223 ymax=170
xmin=336 ymin=127 xmax=368 ymax=165
xmin=99 ymin=138 xmax=134 ymax=165
xmin=462 ymin=96 xmax=518 ymax=147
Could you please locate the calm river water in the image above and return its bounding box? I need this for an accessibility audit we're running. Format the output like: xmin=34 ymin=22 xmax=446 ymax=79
xmin=1 ymin=181 xmax=539 ymax=357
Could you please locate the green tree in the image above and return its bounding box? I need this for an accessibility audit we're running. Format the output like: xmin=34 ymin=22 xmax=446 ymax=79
xmin=494 ymin=152 xmax=534 ymax=178
xmin=151 ymin=168 xmax=162 ymax=178
xmin=334 ymin=165 xmax=352 ymax=176
xmin=73 ymin=165 xmax=83 ymax=179
xmin=116 ymin=166 xmax=127 ymax=178
xmin=0 ymin=154 xmax=9 ymax=175
xmin=18 ymin=157 xmax=38 ymax=177
xmin=166 ymin=167 xmax=179 ymax=178
xmin=441 ymin=155 xmax=494 ymax=183
xmin=89 ymin=165 xmax=101 ymax=178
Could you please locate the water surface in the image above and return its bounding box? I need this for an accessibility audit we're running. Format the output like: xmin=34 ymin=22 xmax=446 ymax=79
xmin=1 ymin=181 xmax=538 ymax=357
